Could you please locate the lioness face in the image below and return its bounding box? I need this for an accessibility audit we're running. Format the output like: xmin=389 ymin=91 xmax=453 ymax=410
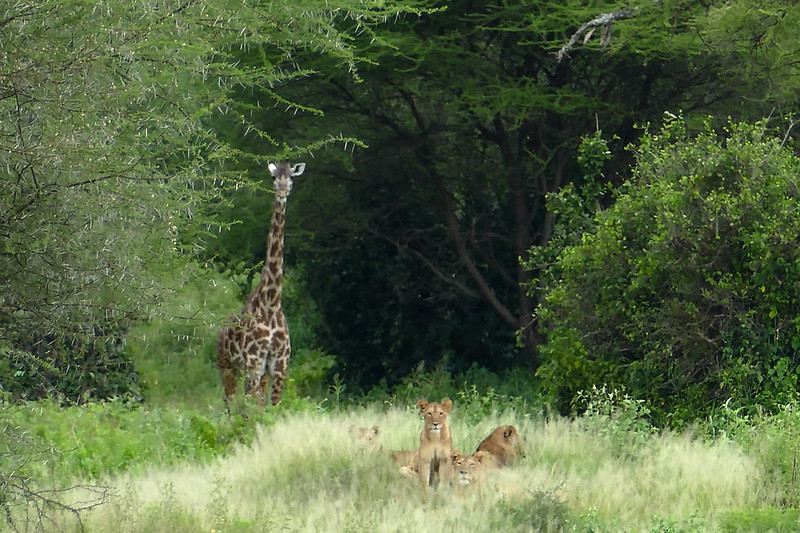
xmin=350 ymin=425 xmax=381 ymax=453
xmin=452 ymin=451 xmax=485 ymax=486
xmin=417 ymin=399 xmax=452 ymax=434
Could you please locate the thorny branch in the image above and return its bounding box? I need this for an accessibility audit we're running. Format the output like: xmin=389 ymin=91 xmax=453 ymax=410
xmin=0 ymin=429 xmax=112 ymax=532
xmin=2 ymin=474 xmax=111 ymax=533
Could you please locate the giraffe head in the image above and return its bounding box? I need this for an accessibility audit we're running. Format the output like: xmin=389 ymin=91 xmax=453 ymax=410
xmin=268 ymin=162 xmax=306 ymax=204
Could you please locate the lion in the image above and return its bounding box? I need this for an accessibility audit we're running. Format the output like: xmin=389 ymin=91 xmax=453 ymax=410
xmin=416 ymin=398 xmax=454 ymax=488
xmin=475 ymin=425 xmax=525 ymax=468
xmin=349 ymin=425 xmax=382 ymax=454
xmin=451 ymin=450 xmax=488 ymax=489
xmin=391 ymin=449 xmax=419 ymax=479
xmin=391 ymin=449 xmax=417 ymax=466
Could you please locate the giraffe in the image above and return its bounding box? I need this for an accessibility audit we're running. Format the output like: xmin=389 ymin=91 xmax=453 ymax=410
xmin=216 ymin=161 xmax=306 ymax=411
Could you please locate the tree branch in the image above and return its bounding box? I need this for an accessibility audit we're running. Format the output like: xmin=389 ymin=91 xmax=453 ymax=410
xmin=556 ymin=8 xmax=638 ymax=62
xmin=425 ymin=163 xmax=520 ymax=328
xmin=367 ymin=228 xmax=481 ymax=299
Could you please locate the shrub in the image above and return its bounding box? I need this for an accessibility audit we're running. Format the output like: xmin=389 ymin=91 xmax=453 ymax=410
xmin=536 ymin=116 xmax=800 ymax=425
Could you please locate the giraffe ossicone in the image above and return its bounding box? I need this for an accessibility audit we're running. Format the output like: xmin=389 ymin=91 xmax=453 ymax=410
xmin=216 ymin=161 xmax=306 ymax=411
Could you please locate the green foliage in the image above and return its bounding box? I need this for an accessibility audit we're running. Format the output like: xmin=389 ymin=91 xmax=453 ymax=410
xmin=645 ymin=515 xmax=709 ymax=533
xmin=0 ymin=0 xmax=217 ymax=401
xmin=0 ymin=403 xmax=111 ymax=530
xmin=717 ymin=403 xmax=800 ymax=508
xmin=363 ymin=361 xmax=541 ymax=421
xmin=0 ymin=338 xmax=141 ymax=403
xmin=490 ymin=487 xmax=573 ymax=532
xmin=9 ymin=398 xmax=256 ymax=481
xmin=577 ymin=386 xmax=656 ymax=456
xmin=272 ymin=0 xmax=800 ymax=388
xmin=523 ymin=130 xmax=614 ymax=304
xmin=719 ymin=507 xmax=800 ymax=533
xmin=124 ymin=264 xmax=234 ymax=407
xmin=537 ymin=116 xmax=800 ymax=425
xmin=0 ymin=0 xmax=431 ymax=402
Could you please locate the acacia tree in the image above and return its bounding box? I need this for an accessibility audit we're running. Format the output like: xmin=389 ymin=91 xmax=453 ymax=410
xmin=252 ymin=0 xmax=800 ymax=390
xmin=0 ymin=0 xmax=428 ymax=401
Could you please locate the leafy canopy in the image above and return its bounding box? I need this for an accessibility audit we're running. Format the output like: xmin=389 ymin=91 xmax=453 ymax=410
xmin=0 ymin=0 xmax=430 ymax=401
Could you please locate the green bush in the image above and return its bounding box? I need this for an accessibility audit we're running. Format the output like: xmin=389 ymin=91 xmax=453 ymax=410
xmin=536 ymin=116 xmax=800 ymax=425
xmin=0 ymin=334 xmax=142 ymax=404
xmin=717 ymin=402 xmax=800 ymax=507
xmin=9 ymin=399 xmax=264 ymax=481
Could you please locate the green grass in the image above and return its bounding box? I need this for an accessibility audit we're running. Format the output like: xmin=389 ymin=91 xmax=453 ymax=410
xmin=3 ymin=354 xmax=794 ymax=533
xmin=23 ymin=406 xmax=770 ymax=533
xmin=718 ymin=507 xmax=800 ymax=532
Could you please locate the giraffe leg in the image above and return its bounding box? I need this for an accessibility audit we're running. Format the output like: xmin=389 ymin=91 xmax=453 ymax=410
xmin=259 ymin=371 xmax=271 ymax=407
xmin=244 ymin=369 xmax=265 ymax=406
xmin=270 ymin=353 xmax=289 ymax=406
xmin=218 ymin=365 xmax=239 ymax=415
xmin=217 ymin=327 xmax=241 ymax=414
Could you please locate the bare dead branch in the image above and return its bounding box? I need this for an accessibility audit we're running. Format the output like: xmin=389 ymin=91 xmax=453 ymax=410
xmin=556 ymin=8 xmax=637 ymax=63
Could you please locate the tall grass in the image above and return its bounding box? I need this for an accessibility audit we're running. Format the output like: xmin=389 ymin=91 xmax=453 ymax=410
xmin=67 ymin=406 xmax=773 ymax=533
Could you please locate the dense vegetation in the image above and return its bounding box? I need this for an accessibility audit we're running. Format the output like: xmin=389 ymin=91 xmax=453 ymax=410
xmin=535 ymin=117 xmax=800 ymax=425
xmin=2 ymin=0 xmax=800 ymax=529
xmin=3 ymin=0 xmax=799 ymax=415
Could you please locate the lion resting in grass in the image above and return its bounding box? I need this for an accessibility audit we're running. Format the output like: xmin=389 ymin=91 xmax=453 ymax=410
xmin=391 ymin=449 xmax=419 ymax=479
xmin=350 ymin=425 xmax=382 ymax=454
xmin=392 ymin=450 xmax=419 ymax=479
xmin=451 ymin=450 xmax=488 ymax=491
xmin=475 ymin=425 xmax=525 ymax=468
xmin=416 ymin=399 xmax=454 ymax=488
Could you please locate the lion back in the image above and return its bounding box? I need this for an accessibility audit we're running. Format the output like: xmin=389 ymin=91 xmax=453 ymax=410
xmin=476 ymin=425 xmax=523 ymax=466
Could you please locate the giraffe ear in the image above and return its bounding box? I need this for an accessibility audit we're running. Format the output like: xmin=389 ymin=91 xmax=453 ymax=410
xmin=291 ymin=163 xmax=306 ymax=176
xmin=268 ymin=162 xmax=278 ymax=176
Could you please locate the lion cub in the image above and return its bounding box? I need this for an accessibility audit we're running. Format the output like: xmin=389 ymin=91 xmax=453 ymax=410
xmin=476 ymin=425 xmax=525 ymax=468
xmin=416 ymin=398 xmax=454 ymax=488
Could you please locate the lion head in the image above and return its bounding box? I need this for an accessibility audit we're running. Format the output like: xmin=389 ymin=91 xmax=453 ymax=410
xmin=476 ymin=425 xmax=525 ymax=467
xmin=451 ymin=450 xmax=487 ymax=487
xmin=349 ymin=425 xmax=382 ymax=453
xmin=417 ymin=399 xmax=452 ymax=436
xmin=501 ymin=425 xmax=525 ymax=458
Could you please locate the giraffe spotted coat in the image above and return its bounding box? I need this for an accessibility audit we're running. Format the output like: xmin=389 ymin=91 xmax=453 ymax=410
xmin=216 ymin=161 xmax=305 ymax=410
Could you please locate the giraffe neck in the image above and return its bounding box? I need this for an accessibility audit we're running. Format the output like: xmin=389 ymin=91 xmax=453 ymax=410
xmin=247 ymin=196 xmax=286 ymax=318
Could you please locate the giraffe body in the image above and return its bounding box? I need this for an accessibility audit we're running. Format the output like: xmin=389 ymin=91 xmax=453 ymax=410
xmin=217 ymin=161 xmax=305 ymax=410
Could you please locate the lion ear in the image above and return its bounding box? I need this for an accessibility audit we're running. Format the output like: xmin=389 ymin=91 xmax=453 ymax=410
xmin=451 ymin=451 xmax=463 ymax=462
xmin=442 ymin=399 xmax=453 ymax=412
xmin=416 ymin=400 xmax=429 ymax=413
xmin=504 ymin=426 xmax=515 ymax=439
xmin=371 ymin=425 xmax=380 ymax=435
xmin=473 ymin=451 xmax=486 ymax=464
